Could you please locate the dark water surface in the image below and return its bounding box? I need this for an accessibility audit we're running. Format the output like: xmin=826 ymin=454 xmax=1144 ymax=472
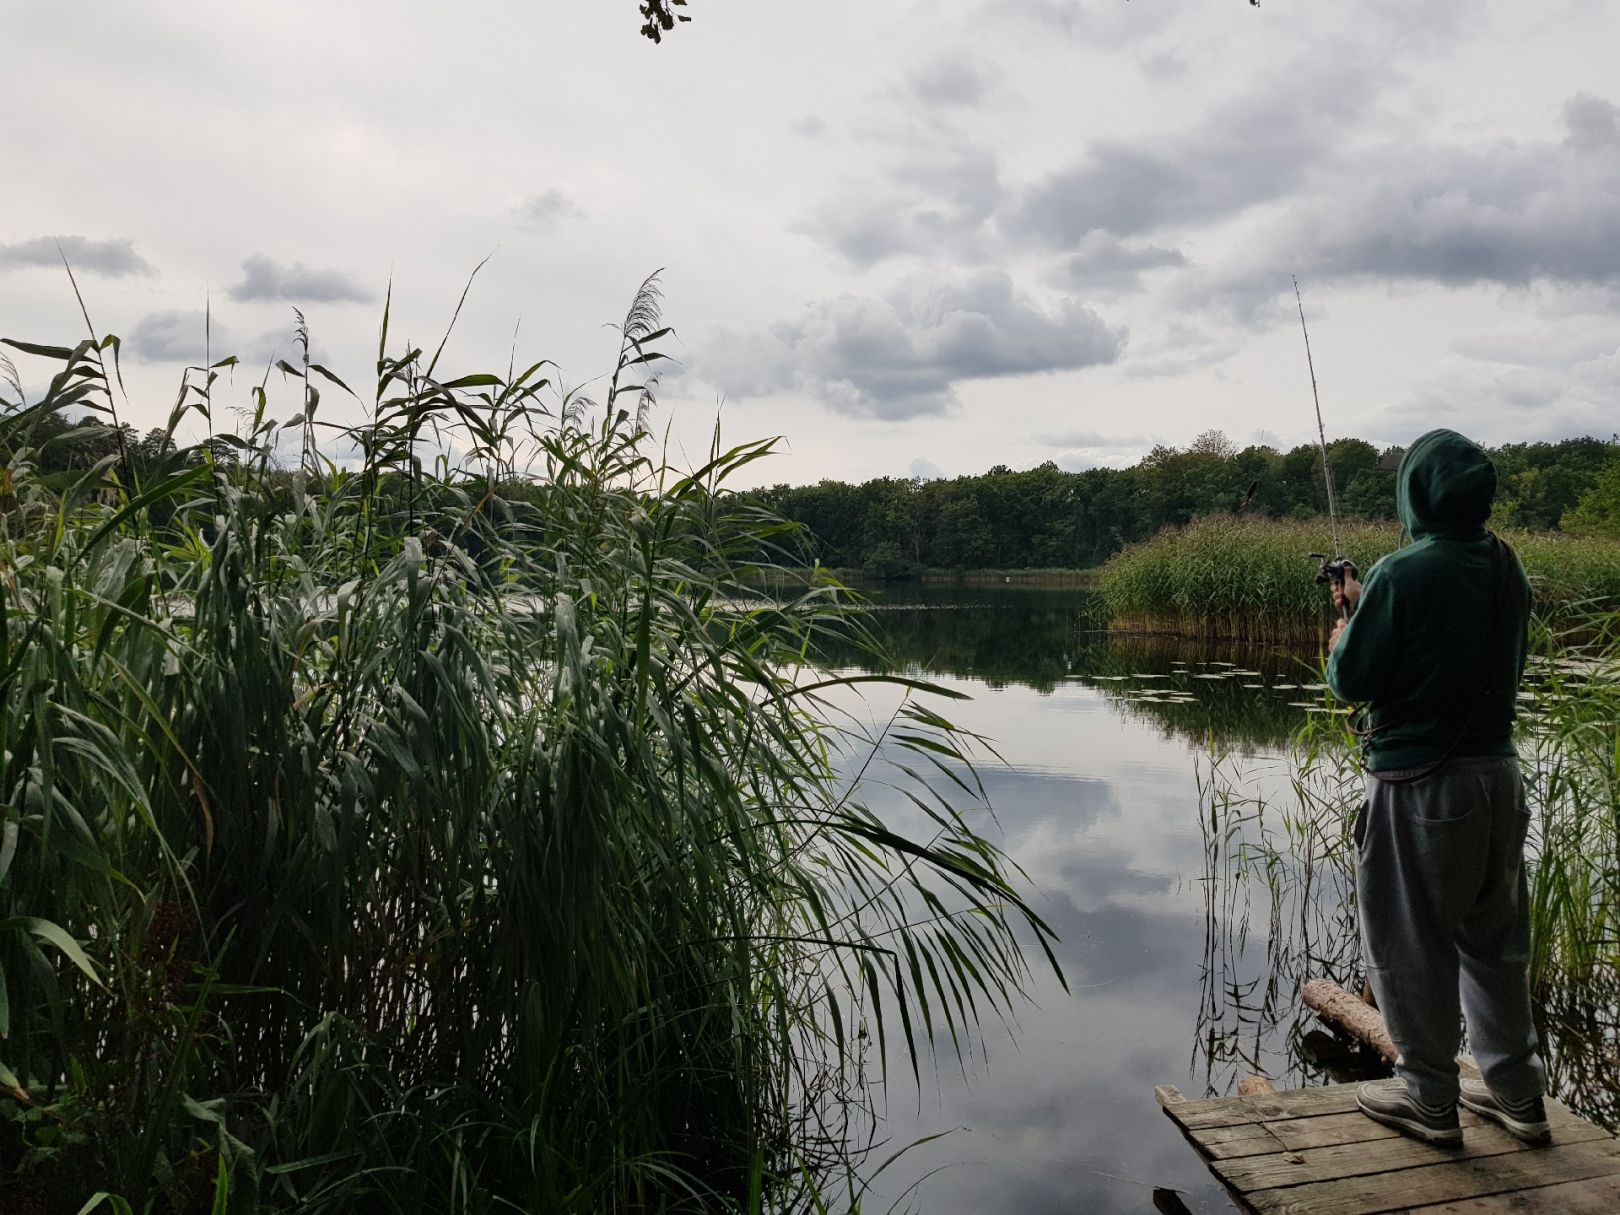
xmin=818 ymin=585 xmax=1611 ymax=1214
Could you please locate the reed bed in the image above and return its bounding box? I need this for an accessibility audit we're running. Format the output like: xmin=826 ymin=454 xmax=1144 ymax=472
xmin=0 ymin=279 xmax=1056 ymax=1213
xmin=1520 ymin=612 xmax=1620 ymax=987
xmin=1100 ymin=516 xmax=1620 ymax=642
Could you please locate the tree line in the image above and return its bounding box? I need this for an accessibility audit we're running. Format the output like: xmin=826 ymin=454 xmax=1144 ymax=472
xmin=11 ymin=411 xmax=1618 ymax=577
xmin=746 ymin=431 xmax=1620 ymax=577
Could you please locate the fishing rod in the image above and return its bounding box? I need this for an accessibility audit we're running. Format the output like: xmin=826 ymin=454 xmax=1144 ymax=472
xmin=1293 ymin=276 xmax=1357 ymax=619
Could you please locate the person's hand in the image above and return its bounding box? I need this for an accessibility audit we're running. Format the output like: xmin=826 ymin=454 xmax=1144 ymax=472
xmin=1329 ymin=617 xmax=1348 ymax=650
xmin=1333 ymin=568 xmax=1362 ymax=616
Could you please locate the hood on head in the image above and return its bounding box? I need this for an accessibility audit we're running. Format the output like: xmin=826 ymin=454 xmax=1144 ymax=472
xmin=1395 ymin=429 xmax=1496 ymax=539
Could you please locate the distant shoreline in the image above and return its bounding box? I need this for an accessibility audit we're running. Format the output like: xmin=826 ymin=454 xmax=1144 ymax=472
xmin=743 ymin=566 xmax=1102 ymax=588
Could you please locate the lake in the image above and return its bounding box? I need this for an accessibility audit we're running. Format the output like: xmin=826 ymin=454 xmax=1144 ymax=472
xmin=817 ymin=584 xmax=1614 ymax=1214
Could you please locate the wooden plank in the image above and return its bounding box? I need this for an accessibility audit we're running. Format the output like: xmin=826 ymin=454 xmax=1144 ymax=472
xmin=1193 ymin=1121 xmax=1283 ymax=1147
xmin=1218 ymin=1119 xmax=1612 ymax=1191
xmin=1200 ymin=1125 xmax=1289 ymax=1161
xmin=1189 ymin=1102 xmax=1592 ymax=1163
xmin=1170 ymin=1085 xmax=1580 ymax=1135
xmin=1405 ymin=1172 xmax=1620 ymax=1213
xmin=1155 ymin=1084 xmax=1185 ymax=1107
xmin=1263 ymin=1104 xmax=1591 ymax=1153
xmin=1168 ymin=1084 xmax=1363 ymax=1131
xmin=1242 ymin=1137 xmax=1620 ymax=1215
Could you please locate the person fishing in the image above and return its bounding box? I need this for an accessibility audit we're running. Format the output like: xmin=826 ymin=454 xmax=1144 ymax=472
xmin=1325 ymin=428 xmax=1548 ymax=1149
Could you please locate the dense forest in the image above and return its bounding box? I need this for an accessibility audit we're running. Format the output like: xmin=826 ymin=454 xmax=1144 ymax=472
xmin=11 ymin=411 xmax=1620 ymax=579
xmin=748 ymin=431 xmax=1620 ymax=577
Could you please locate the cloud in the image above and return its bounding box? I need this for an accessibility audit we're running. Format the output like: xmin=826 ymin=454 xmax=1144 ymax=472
xmin=128 ymin=310 xmax=225 ymax=364
xmin=1005 ymin=61 xmax=1371 ymax=247
xmin=1383 ymin=339 xmax=1620 ymax=447
xmin=1035 ymin=429 xmax=1149 ymax=449
xmin=1057 ymin=232 xmax=1187 ymax=292
xmin=0 ymin=235 xmax=157 ymax=278
xmin=226 ymin=254 xmax=373 ymax=304
xmin=1207 ymin=95 xmax=1620 ymax=311
xmin=906 ymin=54 xmax=1001 ymax=108
xmin=513 ymin=188 xmax=584 ymax=233
xmin=707 ymin=270 xmax=1125 ymax=420
xmin=802 ymin=144 xmax=1004 ymax=266
xmin=1563 ymin=92 xmax=1619 ymax=152
xmin=909 ymin=455 xmax=944 ymax=480
xmin=792 ymin=115 xmax=826 ymax=139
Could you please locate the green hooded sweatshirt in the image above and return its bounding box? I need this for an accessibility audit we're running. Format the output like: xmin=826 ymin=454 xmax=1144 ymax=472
xmin=1325 ymin=429 xmax=1530 ymax=772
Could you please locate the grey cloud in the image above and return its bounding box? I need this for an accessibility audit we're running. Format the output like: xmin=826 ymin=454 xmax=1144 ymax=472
xmin=1035 ymin=429 xmax=1149 ymax=449
xmin=1058 ymin=232 xmax=1187 ymax=291
xmin=514 ymin=188 xmax=584 ymax=233
xmin=0 ymin=235 xmax=156 ymax=278
xmin=1220 ymin=104 xmax=1620 ymax=305
xmin=991 ymin=0 xmax=1165 ymax=48
xmin=1006 ymin=62 xmax=1371 ymax=247
xmin=1565 ymin=92 xmax=1619 ymax=151
xmin=792 ymin=115 xmax=826 ymax=139
xmin=1386 ymin=341 xmax=1620 ymax=447
xmin=126 ymin=310 xmax=318 ymax=371
xmin=227 ymin=254 xmax=374 ymax=304
xmin=909 ymin=455 xmax=944 ymax=480
xmin=802 ymin=145 xmax=1003 ymax=266
xmin=907 ymin=54 xmax=1001 ymax=107
xmin=128 ymin=310 xmax=225 ymax=364
xmin=1124 ymin=317 xmax=1243 ymax=378
xmin=709 ymin=271 xmax=1124 ymax=420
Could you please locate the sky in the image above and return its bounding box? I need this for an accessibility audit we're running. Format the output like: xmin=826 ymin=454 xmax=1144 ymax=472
xmin=4 ymin=0 xmax=1619 ymax=486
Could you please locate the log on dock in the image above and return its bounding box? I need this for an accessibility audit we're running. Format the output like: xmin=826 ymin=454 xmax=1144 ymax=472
xmin=1302 ymin=978 xmax=1397 ymax=1065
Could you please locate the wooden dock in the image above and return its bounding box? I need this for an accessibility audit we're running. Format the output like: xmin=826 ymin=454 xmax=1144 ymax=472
xmin=1157 ymin=1081 xmax=1620 ymax=1213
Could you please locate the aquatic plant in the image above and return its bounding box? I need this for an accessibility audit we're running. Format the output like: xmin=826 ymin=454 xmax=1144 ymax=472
xmin=0 ymin=279 xmax=1057 ymax=1212
xmin=1099 ymin=516 xmax=1620 ymax=642
xmin=1519 ymin=610 xmax=1620 ymax=988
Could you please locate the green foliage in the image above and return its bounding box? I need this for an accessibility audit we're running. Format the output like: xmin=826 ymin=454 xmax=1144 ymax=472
xmin=1099 ymin=516 xmax=1620 ymax=642
xmin=0 ymin=284 xmax=1055 ymax=1212
xmin=1520 ymin=611 xmax=1620 ymax=987
xmin=1562 ymin=454 xmax=1620 ymax=539
xmin=752 ymin=433 xmax=1619 ymax=579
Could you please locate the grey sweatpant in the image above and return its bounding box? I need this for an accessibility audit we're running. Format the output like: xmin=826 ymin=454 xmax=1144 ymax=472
xmin=1356 ymin=755 xmax=1546 ymax=1108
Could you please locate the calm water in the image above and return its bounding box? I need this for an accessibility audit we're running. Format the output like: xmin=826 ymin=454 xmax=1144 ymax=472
xmin=815 ymin=584 xmax=1611 ymax=1214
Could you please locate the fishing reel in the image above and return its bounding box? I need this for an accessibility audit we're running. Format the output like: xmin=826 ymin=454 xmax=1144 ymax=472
xmin=1309 ymin=553 xmax=1359 ymax=589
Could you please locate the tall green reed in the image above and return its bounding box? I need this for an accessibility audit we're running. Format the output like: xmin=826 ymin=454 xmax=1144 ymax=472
xmin=0 ymin=276 xmax=1058 ymax=1213
xmin=1100 ymin=516 xmax=1620 ymax=642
